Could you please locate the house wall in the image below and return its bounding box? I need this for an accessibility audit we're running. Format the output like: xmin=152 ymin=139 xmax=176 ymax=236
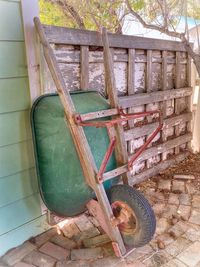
xmin=0 ymin=0 xmax=48 ymax=256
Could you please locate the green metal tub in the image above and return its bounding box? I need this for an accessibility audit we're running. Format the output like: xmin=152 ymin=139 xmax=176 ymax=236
xmin=31 ymin=91 xmax=117 ymax=217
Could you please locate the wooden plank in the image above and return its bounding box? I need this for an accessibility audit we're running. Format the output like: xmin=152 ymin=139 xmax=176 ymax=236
xmin=0 ymin=215 xmax=48 ymax=257
xmin=147 ymin=50 xmax=152 ymax=92
xmin=130 ymin=152 xmax=189 ymax=185
xmin=130 ymin=133 xmax=192 ymax=164
xmin=80 ymin=46 xmax=89 ymax=89
xmin=0 ymin=110 xmax=31 ymax=147
xmin=0 ymin=193 xmax=41 ymax=236
xmin=127 ymin=49 xmax=135 ymax=130
xmin=161 ymin=50 xmax=168 ymax=160
xmin=124 ymin=112 xmax=192 ymax=141
xmin=43 ymin=25 xmax=186 ymax=52
xmin=174 ymin=51 xmax=182 ymax=154
xmin=0 ymin=141 xmax=35 ymax=178
xmin=0 ymin=42 xmax=28 ymax=78
xmin=119 ymin=87 xmax=192 ymax=108
xmin=0 ymin=1 xmax=24 ymax=41
xmin=102 ymin=27 xmax=130 ymax=187
xmin=21 ymin=0 xmax=40 ymax=101
xmin=54 ymin=49 xmax=187 ymax=64
xmin=186 ymin=55 xmax=192 ymax=140
xmin=79 ymin=108 xmax=118 ymax=121
xmin=0 ymin=77 xmax=30 ymax=113
xmin=0 ymin=168 xmax=37 ymax=208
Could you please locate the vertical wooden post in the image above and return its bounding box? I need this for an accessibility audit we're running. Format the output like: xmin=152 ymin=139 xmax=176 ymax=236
xmin=186 ymin=54 xmax=192 ymax=149
xmin=80 ymin=46 xmax=89 ymax=90
xmin=127 ymin=49 xmax=135 ymax=153
xmin=102 ymin=28 xmax=130 ymax=185
xmin=21 ymin=0 xmax=40 ymax=101
xmin=174 ymin=51 xmax=181 ymax=154
xmin=161 ymin=51 xmax=168 ymax=161
xmin=145 ymin=50 xmax=152 ymax=167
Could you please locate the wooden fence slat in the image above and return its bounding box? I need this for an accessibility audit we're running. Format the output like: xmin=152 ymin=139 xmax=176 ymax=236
xmin=54 ymin=50 xmax=187 ymax=64
xmin=124 ymin=112 xmax=192 ymax=141
xmin=130 ymin=133 xmax=192 ymax=164
xmin=80 ymin=46 xmax=89 ymax=89
xmin=130 ymin=152 xmax=189 ymax=185
xmin=119 ymin=87 xmax=192 ymax=108
xmin=127 ymin=48 xmax=135 ymax=144
xmin=186 ymin=55 xmax=192 ymax=147
xmin=174 ymin=51 xmax=182 ymax=154
xmin=161 ymin=50 xmax=168 ymax=160
xmin=44 ymin=25 xmax=187 ymax=52
xmin=147 ymin=50 xmax=152 ymax=92
xmin=102 ymin=28 xmax=130 ymax=185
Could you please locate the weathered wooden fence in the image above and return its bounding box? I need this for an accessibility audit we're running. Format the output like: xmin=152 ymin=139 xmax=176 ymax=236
xmin=40 ymin=25 xmax=192 ymax=185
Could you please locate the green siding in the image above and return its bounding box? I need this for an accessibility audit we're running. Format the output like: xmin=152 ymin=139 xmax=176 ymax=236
xmin=0 ymin=168 xmax=38 ymax=208
xmin=0 ymin=1 xmax=24 ymax=41
xmin=0 ymin=110 xmax=32 ymax=146
xmin=0 ymin=0 xmax=46 ymax=256
xmin=0 ymin=42 xmax=28 ymax=78
xmin=0 ymin=141 xmax=35 ymax=178
xmin=0 ymin=215 xmax=50 ymax=256
xmin=0 ymin=193 xmax=41 ymax=235
xmin=0 ymin=78 xmax=30 ymax=113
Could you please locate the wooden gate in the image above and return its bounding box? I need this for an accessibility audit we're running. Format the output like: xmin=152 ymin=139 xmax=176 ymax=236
xmin=40 ymin=25 xmax=192 ymax=185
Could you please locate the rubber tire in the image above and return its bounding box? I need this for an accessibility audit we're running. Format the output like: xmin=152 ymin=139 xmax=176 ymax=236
xmin=108 ymin=184 xmax=156 ymax=248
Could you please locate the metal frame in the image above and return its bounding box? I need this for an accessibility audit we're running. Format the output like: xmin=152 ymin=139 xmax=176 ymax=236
xmin=34 ymin=18 xmax=163 ymax=257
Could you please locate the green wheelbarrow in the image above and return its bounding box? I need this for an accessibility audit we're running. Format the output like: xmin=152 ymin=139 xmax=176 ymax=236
xmin=33 ymin=17 xmax=163 ymax=257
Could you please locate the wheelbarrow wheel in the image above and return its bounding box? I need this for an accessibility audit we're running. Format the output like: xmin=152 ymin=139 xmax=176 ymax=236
xmin=108 ymin=184 xmax=156 ymax=248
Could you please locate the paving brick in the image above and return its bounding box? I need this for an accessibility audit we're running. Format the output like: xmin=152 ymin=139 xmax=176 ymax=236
xmin=158 ymin=179 xmax=171 ymax=192
xmin=183 ymin=226 xmax=200 ymax=242
xmin=91 ymin=256 xmax=121 ymax=267
xmin=189 ymin=209 xmax=200 ymax=225
xmin=168 ymin=193 xmax=179 ymax=205
xmin=179 ymin=193 xmax=191 ymax=206
xmin=62 ymin=223 xmax=81 ymax=239
xmin=2 ymin=241 xmax=36 ymax=266
xmin=153 ymin=203 xmax=166 ymax=216
xmin=56 ymin=260 xmax=90 ymax=267
xmin=165 ymin=237 xmax=191 ymax=257
xmin=143 ymin=250 xmax=172 ymax=267
xmin=162 ymin=204 xmax=178 ymax=219
xmin=73 ymin=227 xmax=100 ymax=243
xmin=13 ymin=262 xmax=35 ymax=267
xmin=168 ymin=221 xmax=189 ymax=238
xmin=87 ymin=216 xmax=100 ymax=228
xmin=172 ymin=181 xmax=185 ymax=194
xmin=39 ymin=241 xmax=69 ymax=260
xmin=31 ymin=228 xmax=57 ymax=247
xmin=153 ymin=192 xmax=166 ymax=203
xmin=83 ymin=234 xmax=110 ymax=248
xmin=51 ymin=234 xmax=77 ymax=250
xmin=156 ymin=233 xmax=174 ymax=247
xmin=125 ymin=261 xmax=146 ymax=267
xmin=163 ymin=258 xmax=188 ymax=267
xmin=23 ymin=250 xmax=56 ymax=267
xmin=75 ymin=214 xmax=94 ymax=232
xmin=192 ymin=195 xmax=200 ymax=208
xmin=71 ymin=248 xmax=103 ymax=260
xmin=126 ymin=245 xmax=153 ymax=263
xmin=186 ymin=183 xmax=199 ymax=195
xmin=177 ymin=205 xmax=191 ymax=221
xmin=178 ymin=241 xmax=200 ymax=266
xmin=156 ymin=218 xmax=170 ymax=235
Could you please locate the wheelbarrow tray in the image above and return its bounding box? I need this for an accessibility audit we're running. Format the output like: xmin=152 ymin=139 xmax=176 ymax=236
xmin=31 ymin=90 xmax=117 ymax=217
